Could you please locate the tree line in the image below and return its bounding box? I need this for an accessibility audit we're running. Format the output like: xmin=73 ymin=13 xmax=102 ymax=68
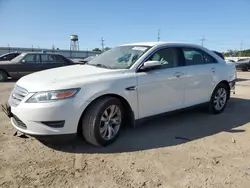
xmin=92 ymin=47 xmax=111 ymax=52
xmin=223 ymin=49 xmax=250 ymax=57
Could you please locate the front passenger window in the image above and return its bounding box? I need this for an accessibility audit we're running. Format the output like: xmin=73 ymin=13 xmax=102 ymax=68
xmin=147 ymin=48 xmax=180 ymax=69
xmin=23 ymin=54 xmax=40 ymax=63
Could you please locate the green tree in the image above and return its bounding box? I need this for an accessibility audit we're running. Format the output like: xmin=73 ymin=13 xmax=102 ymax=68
xmin=92 ymin=48 xmax=102 ymax=52
xmin=104 ymin=47 xmax=111 ymax=51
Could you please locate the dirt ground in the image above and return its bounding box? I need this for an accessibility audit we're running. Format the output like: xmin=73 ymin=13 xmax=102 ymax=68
xmin=1 ymin=72 xmax=250 ymax=188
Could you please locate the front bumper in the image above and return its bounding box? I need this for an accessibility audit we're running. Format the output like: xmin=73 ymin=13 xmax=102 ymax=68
xmin=229 ymin=80 xmax=236 ymax=94
xmin=4 ymin=99 xmax=89 ymax=136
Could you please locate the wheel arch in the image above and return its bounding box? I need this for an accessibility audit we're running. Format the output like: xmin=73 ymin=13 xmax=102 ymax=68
xmin=211 ymin=80 xmax=230 ymax=99
xmin=77 ymin=93 xmax=135 ymax=135
xmin=0 ymin=69 xmax=10 ymax=77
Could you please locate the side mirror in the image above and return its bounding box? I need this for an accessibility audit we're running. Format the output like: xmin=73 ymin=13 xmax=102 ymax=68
xmin=140 ymin=61 xmax=161 ymax=71
xmin=21 ymin=59 xmax=26 ymax=63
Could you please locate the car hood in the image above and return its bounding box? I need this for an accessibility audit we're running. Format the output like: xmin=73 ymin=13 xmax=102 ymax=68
xmin=16 ymin=64 xmax=127 ymax=92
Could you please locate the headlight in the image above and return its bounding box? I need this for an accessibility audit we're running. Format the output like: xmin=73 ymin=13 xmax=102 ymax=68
xmin=26 ymin=88 xmax=80 ymax=103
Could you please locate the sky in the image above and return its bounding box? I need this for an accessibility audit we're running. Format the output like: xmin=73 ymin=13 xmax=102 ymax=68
xmin=0 ymin=0 xmax=250 ymax=52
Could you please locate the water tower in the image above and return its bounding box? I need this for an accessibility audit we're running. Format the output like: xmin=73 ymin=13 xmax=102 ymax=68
xmin=70 ymin=34 xmax=79 ymax=51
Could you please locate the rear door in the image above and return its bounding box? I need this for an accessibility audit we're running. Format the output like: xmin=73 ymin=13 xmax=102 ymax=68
xmin=181 ymin=47 xmax=220 ymax=106
xmin=40 ymin=54 xmax=65 ymax=71
xmin=18 ymin=54 xmax=41 ymax=77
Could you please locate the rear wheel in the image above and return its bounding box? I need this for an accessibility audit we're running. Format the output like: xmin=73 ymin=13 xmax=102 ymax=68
xmin=81 ymin=97 xmax=124 ymax=146
xmin=0 ymin=70 xmax=7 ymax=82
xmin=242 ymin=66 xmax=248 ymax=71
xmin=208 ymin=83 xmax=229 ymax=114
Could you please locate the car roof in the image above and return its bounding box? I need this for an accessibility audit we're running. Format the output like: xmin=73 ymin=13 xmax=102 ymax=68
xmin=119 ymin=41 xmax=205 ymax=48
xmin=20 ymin=52 xmax=62 ymax=56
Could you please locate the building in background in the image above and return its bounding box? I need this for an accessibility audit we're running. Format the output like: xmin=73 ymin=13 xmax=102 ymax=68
xmin=0 ymin=46 xmax=101 ymax=59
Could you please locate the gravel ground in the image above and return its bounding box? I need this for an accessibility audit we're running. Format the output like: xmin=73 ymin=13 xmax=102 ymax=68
xmin=1 ymin=72 xmax=250 ymax=188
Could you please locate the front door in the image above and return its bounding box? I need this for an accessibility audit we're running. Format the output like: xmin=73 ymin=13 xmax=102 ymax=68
xmin=18 ymin=54 xmax=41 ymax=77
xmin=137 ymin=47 xmax=186 ymax=118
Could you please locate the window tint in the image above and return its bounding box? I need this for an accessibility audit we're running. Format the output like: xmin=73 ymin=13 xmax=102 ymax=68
xmin=59 ymin=55 xmax=72 ymax=64
xmin=182 ymin=48 xmax=217 ymax=66
xmin=147 ymin=48 xmax=180 ymax=69
xmin=53 ymin=55 xmax=65 ymax=63
xmin=3 ymin=54 xmax=11 ymax=60
xmin=23 ymin=54 xmax=40 ymax=63
xmin=41 ymin=54 xmax=56 ymax=63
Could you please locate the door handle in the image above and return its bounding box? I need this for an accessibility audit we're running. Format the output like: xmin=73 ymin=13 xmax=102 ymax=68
xmin=173 ymin=72 xmax=183 ymax=78
xmin=211 ymin=68 xmax=216 ymax=73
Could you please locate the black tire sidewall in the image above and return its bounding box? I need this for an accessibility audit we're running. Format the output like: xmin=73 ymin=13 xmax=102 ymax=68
xmin=89 ymin=98 xmax=124 ymax=146
xmin=0 ymin=71 xmax=7 ymax=82
xmin=242 ymin=67 xmax=248 ymax=71
xmin=209 ymin=83 xmax=229 ymax=114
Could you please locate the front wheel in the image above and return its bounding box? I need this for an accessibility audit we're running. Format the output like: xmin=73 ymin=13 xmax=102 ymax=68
xmin=81 ymin=97 xmax=124 ymax=146
xmin=208 ymin=83 xmax=229 ymax=114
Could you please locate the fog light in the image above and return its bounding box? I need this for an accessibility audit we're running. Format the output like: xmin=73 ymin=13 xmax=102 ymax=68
xmin=41 ymin=121 xmax=65 ymax=128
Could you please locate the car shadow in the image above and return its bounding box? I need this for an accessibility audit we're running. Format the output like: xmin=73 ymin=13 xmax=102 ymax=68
xmin=6 ymin=79 xmax=18 ymax=83
xmin=40 ymin=97 xmax=250 ymax=154
xmin=236 ymin=78 xmax=250 ymax=82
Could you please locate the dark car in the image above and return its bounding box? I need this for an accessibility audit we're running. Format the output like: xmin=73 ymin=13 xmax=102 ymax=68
xmin=0 ymin=52 xmax=75 ymax=82
xmin=70 ymin=55 xmax=97 ymax=64
xmin=212 ymin=51 xmax=225 ymax=60
xmin=235 ymin=59 xmax=250 ymax=71
xmin=0 ymin=52 xmax=21 ymax=61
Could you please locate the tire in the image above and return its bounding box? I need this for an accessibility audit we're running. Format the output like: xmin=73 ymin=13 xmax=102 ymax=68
xmin=81 ymin=97 xmax=124 ymax=146
xmin=0 ymin=70 xmax=7 ymax=82
xmin=208 ymin=83 xmax=229 ymax=114
xmin=242 ymin=67 xmax=248 ymax=71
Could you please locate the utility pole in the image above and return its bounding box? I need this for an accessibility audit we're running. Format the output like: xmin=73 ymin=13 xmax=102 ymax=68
xmin=157 ymin=29 xmax=160 ymax=42
xmin=101 ymin=37 xmax=105 ymax=51
xmin=52 ymin=44 xmax=55 ymax=53
xmin=200 ymin=36 xmax=206 ymax=46
xmin=239 ymin=41 xmax=243 ymax=58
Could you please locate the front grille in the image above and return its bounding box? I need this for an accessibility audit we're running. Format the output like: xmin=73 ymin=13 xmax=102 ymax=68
xmin=13 ymin=114 xmax=27 ymax=129
xmin=9 ymin=85 xmax=29 ymax=107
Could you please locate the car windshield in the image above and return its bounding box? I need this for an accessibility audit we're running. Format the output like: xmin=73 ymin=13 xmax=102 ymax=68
xmin=87 ymin=45 xmax=150 ymax=69
xmin=11 ymin=53 xmax=26 ymax=62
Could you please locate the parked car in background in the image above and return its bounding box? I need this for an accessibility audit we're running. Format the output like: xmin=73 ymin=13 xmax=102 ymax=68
xmin=82 ymin=55 xmax=96 ymax=63
xmin=70 ymin=55 xmax=97 ymax=64
xmin=70 ymin=58 xmax=86 ymax=64
xmin=0 ymin=52 xmax=21 ymax=61
xmin=4 ymin=42 xmax=236 ymax=146
xmin=226 ymin=59 xmax=235 ymax=63
xmin=235 ymin=58 xmax=250 ymax=71
xmin=0 ymin=52 xmax=75 ymax=81
xmin=212 ymin=51 xmax=225 ymax=60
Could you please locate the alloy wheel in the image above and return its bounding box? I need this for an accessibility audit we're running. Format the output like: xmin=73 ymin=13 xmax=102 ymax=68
xmin=213 ymin=88 xmax=227 ymax=111
xmin=99 ymin=105 xmax=122 ymax=140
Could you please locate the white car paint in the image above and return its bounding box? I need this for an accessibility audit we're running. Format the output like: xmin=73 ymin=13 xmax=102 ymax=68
xmin=8 ymin=42 xmax=236 ymax=136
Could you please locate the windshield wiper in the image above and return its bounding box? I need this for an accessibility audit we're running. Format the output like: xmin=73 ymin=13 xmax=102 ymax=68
xmin=87 ymin=63 xmax=110 ymax=69
xmin=84 ymin=62 xmax=111 ymax=69
xmin=95 ymin=64 xmax=111 ymax=69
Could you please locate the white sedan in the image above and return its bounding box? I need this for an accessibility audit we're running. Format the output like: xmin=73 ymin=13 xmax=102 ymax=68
xmin=5 ymin=42 xmax=236 ymax=146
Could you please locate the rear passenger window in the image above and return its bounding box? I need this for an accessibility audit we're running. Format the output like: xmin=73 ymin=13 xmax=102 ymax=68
xmin=53 ymin=55 xmax=64 ymax=63
xmin=41 ymin=55 xmax=56 ymax=63
xmin=182 ymin=48 xmax=217 ymax=66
